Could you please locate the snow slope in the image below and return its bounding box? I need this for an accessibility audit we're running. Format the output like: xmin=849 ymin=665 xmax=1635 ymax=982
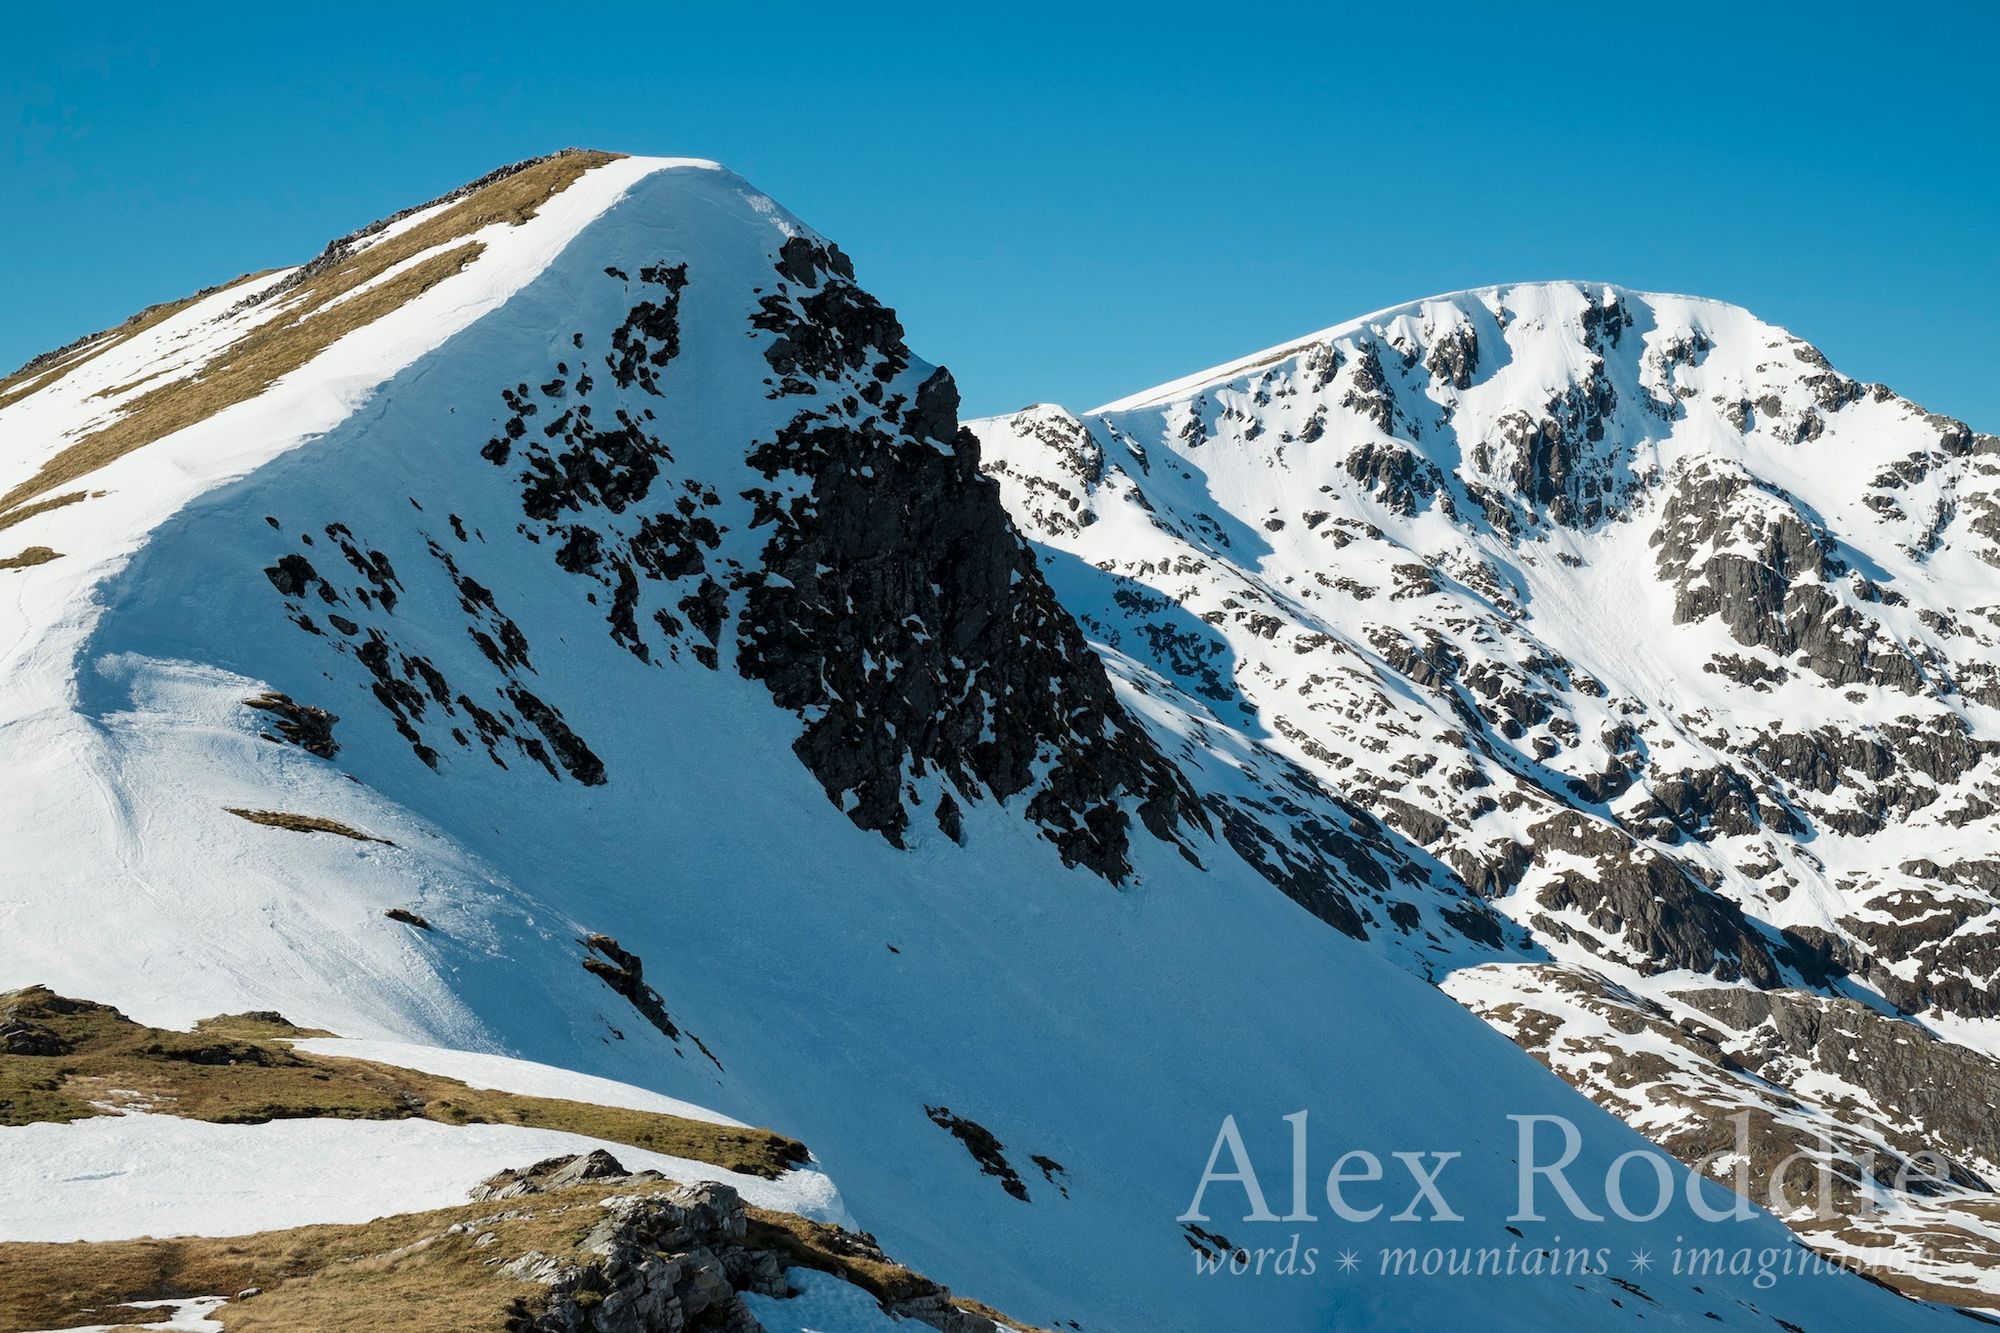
xmin=0 ymin=161 xmax=1967 ymax=1330
xmin=0 ymin=1112 xmax=842 ymax=1243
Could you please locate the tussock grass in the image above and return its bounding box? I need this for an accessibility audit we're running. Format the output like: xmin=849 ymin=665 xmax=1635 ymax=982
xmin=0 ymin=150 xmax=621 ymax=519
xmin=224 ymin=807 xmax=391 ymax=843
xmin=0 ymin=488 xmax=91 ymax=535
xmin=0 ymin=545 xmax=62 ymax=570
xmin=0 ymin=1188 xmax=564 ymax=1332
xmin=1794 ymin=1204 xmax=2000 ymax=1309
xmin=0 ymin=279 xmax=255 ymax=411
xmin=0 ymin=244 xmax=482 ymax=516
xmin=0 ymin=986 xmax=808 ymax=1178
xmin=191 ymin=1010 xmax=337 ymax=1041
xmin=0 ymin=996 xmax=1014 ymax=1329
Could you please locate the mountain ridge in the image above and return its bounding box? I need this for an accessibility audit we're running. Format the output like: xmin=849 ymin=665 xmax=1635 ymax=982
xmin=1089 ymin=281 xmax=1764 ymax=414
xmin=0 ymin=152 xmax=1986 ymax=1330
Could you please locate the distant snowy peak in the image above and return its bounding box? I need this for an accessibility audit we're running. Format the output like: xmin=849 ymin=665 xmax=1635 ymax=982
xmin=972 ymin=281 xmax=2000 ymax=1305
xmin=976 ymin=280 xmax=2000 ymax=982
xmin=1087 ymin=280 xmax=1991 ymax=545
xmin=987 ymin=281 xmax=2000 ymax=715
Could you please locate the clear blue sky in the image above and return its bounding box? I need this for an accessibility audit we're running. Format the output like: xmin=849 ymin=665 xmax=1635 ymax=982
xmin=5 ymin=4 xmax=1996 ymax=424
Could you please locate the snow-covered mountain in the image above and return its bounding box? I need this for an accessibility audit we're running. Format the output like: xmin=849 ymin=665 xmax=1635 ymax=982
xmin=0 ymin=152 xmax=1979 ymax=1330
xmin=969 ymin=281 xmax=2000 ymax=1307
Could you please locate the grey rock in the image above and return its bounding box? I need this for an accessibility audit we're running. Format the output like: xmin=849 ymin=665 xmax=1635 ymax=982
xmin=474 ymin=1149 xmax=644 ymax=1201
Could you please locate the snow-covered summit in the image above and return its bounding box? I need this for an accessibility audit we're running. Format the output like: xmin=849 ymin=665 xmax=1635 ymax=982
xmin=972 ymin=278 xmax=2000 ymax=1309
xmin=1090 ymin=282 xmax=1749 ymax=413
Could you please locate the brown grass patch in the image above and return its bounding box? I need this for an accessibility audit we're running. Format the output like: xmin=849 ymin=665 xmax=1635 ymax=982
xmin=1791 ymin=1205 xmax=2000 ymax=1309
xmin=0 ymin=545 xmax=62 ymax=570
xmin=0 ymin=243 xmax=481 ymax=516
xmin=0 ymin=280 xmax=254 ymax=412
xmin=0 ymin=488 xmax=92 ymax=535
xmin=224 ymin=807 xmax=391 ymax=843
xmin=0 ymin=150 xmax=621 ymax=519
xmin=0 ymin=986 xmax=808 ymax=1179
xmin=0 ymin=1188 xmax=566 ymax=1332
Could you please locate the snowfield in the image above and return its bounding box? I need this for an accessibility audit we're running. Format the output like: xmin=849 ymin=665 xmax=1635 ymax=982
xmin=0 ymin=1110 xmax=845 ymax=1242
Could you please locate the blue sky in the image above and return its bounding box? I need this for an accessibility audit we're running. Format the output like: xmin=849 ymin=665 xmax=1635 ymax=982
xmin=5 ymin=4 xmax=1995 ymax=424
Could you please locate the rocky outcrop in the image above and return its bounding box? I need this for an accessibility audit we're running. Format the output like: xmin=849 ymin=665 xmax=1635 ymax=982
xmin=1825 ymin=905 xmax=2000 ymax=1020
xmin=247 ymin=218 xmax=1208 ymax=889
xmin=1476 ymin=377 xmax=1621 ymax=528
xmin=1529 ymin=812 xmax=1789 ymax=985
xmin=978 ymin=407 xmax=1103 ymax=536
xmin=1622 ymin=761 xmax=1782 ymax=842
xmin=1423 ymin=322 xmax=1479 ymax=390
xmin=1461 ymin=964 xmax=1996 ymax=1269
xmin=1651 ymin=459 xmax=1927 ymax=694
xmin=1676 ymin=986 xmax=2000 ymax=1174
xmin=1343 ymin=440 xmax=1450 ymax=517
xmin=580 ymin=934 xmax=723 ymax=1071
xmin=494 ymin=1160 xmax=1001 ymax=1333
xmin=243 ymin=690 xmax=339 ymax=759
xmin=0 ymin=1011 xmax=69 ymax=1056
xmin=1338 ymin=342 xmax=1401 ymax=435
xmin=266 ymin=515 xmax=607 ymax=783
xmin=476 ymin=1148 xmax=656 ymax=1202
xmin=1734 ymin=715 xmax=1993 ymax=838
xmin=733 ymin=236 xmax=1202 ymax=881
xmin=925 ymin=1104 xmax=1030 ymax=1202
xmin=505 ymin=1180 xmax=788 ymax=1333
xmin=480 ymin=261 xmax=727 ymax=676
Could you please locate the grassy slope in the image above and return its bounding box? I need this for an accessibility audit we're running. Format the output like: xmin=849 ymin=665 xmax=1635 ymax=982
xmin=0 ymin=986 xmax=805 ymax=1178
xmin=0 ymin=1179 xmax=1040 ymax=1333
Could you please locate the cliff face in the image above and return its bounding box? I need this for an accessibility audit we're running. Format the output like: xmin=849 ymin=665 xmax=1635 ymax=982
xmin=730 ymin=235 xmax=1202 ymax=879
